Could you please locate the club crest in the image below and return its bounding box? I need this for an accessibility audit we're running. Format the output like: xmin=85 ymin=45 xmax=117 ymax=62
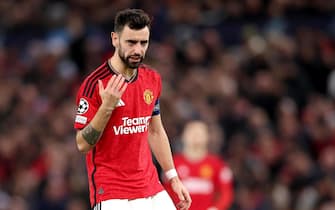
xmin=143 ymin=89 xmax=154 ymax=105
xmin=200 ymin=164 xmax=214 ymax=179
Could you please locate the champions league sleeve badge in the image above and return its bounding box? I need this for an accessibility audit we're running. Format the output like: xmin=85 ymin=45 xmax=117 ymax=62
xmin=77 ymin=98 xmax=89 ymax=114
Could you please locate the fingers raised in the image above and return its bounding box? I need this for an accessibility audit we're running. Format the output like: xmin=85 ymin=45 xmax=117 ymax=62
xmin=98 ymin=80 xmax=104 ymax=94
xmin=115 ymin=76 xmax=126 ymax=92
xmin=106 ymin=74 xmax=117 ymax=89
xmin=110 ymin=74 xmax=122 ymax=90
xmin=120 ymin=82 xmax=128 ymax=94
xmin=106 ymin=74 xmax=128 ymax=93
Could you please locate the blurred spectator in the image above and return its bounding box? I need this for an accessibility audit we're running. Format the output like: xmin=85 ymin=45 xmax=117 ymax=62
xmin=166 ymin=120 xmax=234 ymax=210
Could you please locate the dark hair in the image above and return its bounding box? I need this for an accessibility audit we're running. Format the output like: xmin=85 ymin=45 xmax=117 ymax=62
xmin=114 ymin=9 xmax=151 ymax=33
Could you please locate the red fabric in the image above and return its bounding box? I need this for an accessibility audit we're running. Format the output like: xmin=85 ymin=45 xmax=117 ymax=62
xmin=166 ymin=154 xmax=234 ymax=210
xmin=74 ymin=62 xmax=164 ymax=206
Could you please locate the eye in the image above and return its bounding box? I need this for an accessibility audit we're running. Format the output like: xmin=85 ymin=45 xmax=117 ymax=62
xmin=127 ymin=40 xmax=137 ymax=45
xmin=140 ymin=41 xmax=148 ymax=46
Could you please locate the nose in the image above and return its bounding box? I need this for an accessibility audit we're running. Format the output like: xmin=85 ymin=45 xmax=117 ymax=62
xmin=133 ymin=43 xmax=144 ymax=55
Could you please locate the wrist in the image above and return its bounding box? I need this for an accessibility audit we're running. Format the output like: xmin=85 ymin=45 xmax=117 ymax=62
xmin=100 ymin=103 xmax=115 ymax=115
xmin=165 ymin=168 xmax=178 ymax=181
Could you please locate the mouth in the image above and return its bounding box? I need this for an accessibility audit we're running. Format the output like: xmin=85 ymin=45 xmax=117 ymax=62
xmin=129 ymin=55 xmax=141 ymax=62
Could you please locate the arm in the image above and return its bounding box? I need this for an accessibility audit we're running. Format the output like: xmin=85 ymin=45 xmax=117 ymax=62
xmin=76 ymin=74 xmax=127 ymax=153
xmin=148 ymin=114 xmax=175 ymax=172
xmin=76 ymin=104 xmax=113 ymax=153
xmin=210 ymin=167 xmax=234 ymax=210
xmin=210 ymin=181 xmax=233 ymax=210
xmin=148 ymin=115 xmax=191 ymax=210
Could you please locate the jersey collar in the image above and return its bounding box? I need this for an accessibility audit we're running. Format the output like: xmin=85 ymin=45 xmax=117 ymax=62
xmin=106 ymin=60 xmax=139 ymax=83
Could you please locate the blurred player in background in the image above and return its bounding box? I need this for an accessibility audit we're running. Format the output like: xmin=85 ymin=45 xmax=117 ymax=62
xmin=166 ymin=120 xmax=233 ymax=210
xmin=73 ymin=8 xmax=191 ymax=210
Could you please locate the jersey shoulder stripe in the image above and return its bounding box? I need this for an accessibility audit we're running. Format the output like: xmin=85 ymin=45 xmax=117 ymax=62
xmin=83 ymin=63 xmax=110 ymax=98
xmin=87 ymin=72 xmax=110 ymax=98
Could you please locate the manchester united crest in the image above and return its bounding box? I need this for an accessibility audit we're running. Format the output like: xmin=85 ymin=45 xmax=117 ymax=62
xmin=199 ymin=164 xmax=214 ymax=179
xmin=143 ymin=89 xmax=154 ymax=105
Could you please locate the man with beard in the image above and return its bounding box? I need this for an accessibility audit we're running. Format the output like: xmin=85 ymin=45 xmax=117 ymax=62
xmin=73 ymin=9 xmax=191 ymax=210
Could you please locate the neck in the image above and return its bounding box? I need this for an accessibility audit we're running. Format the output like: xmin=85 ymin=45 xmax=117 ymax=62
xmin=108 ymin=57 xmax=136 ymax=81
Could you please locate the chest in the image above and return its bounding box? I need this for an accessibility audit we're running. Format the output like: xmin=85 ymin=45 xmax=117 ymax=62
xmin=119 ymin=79 xmax=157 ymax=115
xmin=176 ymin=158 xmax=217 ymax=180
xmin=100 ymin=73 xmax=159 ymax=129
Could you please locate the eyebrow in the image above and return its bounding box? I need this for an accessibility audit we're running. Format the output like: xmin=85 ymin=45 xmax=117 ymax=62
xmin=126 ymin=39 xmax=148 ymax=44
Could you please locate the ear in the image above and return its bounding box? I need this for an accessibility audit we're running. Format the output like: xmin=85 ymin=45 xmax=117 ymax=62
xmin=111 ymin=32 xmax=119 ymax=48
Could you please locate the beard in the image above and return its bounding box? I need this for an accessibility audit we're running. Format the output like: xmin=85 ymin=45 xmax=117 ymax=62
xmin=118 ymin=49 xmax=144 ymax=69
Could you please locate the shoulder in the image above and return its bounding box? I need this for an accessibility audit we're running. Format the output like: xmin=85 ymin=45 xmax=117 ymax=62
xmin=79 ymin=62 xmax=110 ymax=98
xmin=207 ymin=154 xmax=226 ymax=166
xmin=137 ymin=64 xmax=162 ymax=92
xmin=172 ymin=153 xmax=184 ymax=161
xmin=82 ymin=62 xmax=110 ymax=85
xmin=139 ymin=64 xmax=161 ymax=79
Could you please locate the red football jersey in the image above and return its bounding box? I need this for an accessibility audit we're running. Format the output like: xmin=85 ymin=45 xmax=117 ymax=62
xmin=167 ymin=154 xmax=234 ymax=210
xmin=74 ymin=61 xmax=164 ymax=207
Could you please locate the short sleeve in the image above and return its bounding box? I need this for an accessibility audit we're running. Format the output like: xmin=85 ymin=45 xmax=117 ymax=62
xmin=74 ymin=82 xmax=99 ymax=130
xmin=151 ymin=71 xmax=162 ymax=116
xmin=152 ymin=99 xmax=160 ymax=116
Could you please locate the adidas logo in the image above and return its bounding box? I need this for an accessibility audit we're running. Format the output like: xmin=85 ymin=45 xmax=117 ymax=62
xmin=116 ymin=99 xmax=125 ymax=107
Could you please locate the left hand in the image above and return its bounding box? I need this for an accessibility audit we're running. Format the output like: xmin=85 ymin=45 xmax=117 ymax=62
xmin=170 ymin=177 xmax=192 ymax=210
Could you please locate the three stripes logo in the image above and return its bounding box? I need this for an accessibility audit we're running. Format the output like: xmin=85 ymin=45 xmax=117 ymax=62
xmin=116 ymin=99 xmax=125 ymax=107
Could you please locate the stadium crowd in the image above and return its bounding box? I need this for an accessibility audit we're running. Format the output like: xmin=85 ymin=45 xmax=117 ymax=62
xmin=0 ymin=0 xmax=335 ymax=210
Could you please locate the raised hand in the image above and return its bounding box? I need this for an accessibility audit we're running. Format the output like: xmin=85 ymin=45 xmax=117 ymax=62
xmin=98 ymin=74 xmax=128 ymax=111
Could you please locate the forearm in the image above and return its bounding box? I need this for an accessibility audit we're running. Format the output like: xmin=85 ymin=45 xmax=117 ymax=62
xmin=148 ymin=129 xmax=175 ymax=172
xmin=76 ymin=104 xmax=113 ymax=153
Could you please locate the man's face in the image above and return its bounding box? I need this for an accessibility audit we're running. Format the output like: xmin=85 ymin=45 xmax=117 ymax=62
xmin=113 ymin=25 xmax=150 ymax=69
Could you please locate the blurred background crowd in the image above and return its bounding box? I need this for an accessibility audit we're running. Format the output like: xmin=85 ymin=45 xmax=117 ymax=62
xmin=1 ymin=0 xmax=335 ymax=210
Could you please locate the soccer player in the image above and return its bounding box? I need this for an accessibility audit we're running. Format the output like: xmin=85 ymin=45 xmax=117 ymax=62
xmin=166 ymin=121 xmax=234 ymax=210
xmin=73 ymin=9 xmax=191 ymax=210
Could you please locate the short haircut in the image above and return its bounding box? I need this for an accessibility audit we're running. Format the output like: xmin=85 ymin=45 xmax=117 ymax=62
xmin=114 ymin=9 xmax=151 ymax=33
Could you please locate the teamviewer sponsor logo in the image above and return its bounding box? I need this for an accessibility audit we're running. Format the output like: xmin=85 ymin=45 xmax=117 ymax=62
xmin=113 ymin=116 xmax=151 ymax=135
